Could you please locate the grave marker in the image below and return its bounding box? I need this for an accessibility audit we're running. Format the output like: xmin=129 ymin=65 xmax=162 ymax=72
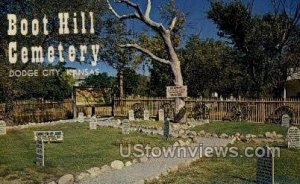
xmin=159 ymin=109 xmax=164 ymax=121
xmin=78 ymin=112 xmax=84 ymax=123
xmin=281 ymin=114 xmax=291 ymax=127
xmin=256 ymin=146 xmax=274 ymax=184
xmin=36 ymin=137 xmax=45 ymax=166
xmin=287 ymin=126 xmax=300 ymax=149
xmin=34 ymin=131 xmax=64 ymax=142
xmin=163 ymin=118 xmax=170 ymax=138
xmin=90 ymin=116 xmax=97 ymax=130
xmin=144 ymin=109 xmax=150 ymax=121
xmin=128 ymin=110 xmax=135 ymax=121
xmin=0 ymin=121 xmax=6 ymax=135
xmin=122 ymin=119 xmax=130 ymax=134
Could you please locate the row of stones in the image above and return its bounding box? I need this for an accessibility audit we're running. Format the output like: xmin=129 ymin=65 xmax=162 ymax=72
xmin=6 ymin=119 xmax=75 ymax=130
xmin=197 ymin=130 xmax=285 ymax=144
xmin=47 ymin=138 xmax=194 ymax=184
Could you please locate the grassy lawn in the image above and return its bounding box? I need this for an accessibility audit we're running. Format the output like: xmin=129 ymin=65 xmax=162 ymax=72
xmin=191 ymin=121 xmax=290 ymax=136
xmin=130 ymin=120 xmax=164 ymax=129
xmin=149 ymin=142 xmax=300 ymax=184
xmin=0 ymin=122 xmax=176 ymax=183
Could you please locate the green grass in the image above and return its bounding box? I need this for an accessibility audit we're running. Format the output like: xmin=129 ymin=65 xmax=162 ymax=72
xmin=0 ymin=123 xmax=176 ymax=183
xmin=149 ymin=142 xmax=300 ymax=184
xmin=130 ymin=120 xmax=164 ymax=129
xmin=191 ymin=121 xmax=290 ymax=136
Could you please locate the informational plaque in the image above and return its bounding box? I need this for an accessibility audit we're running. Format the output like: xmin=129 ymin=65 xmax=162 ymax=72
xmin=256 ymin=146 xmax=274 ymax=184
xmin=281 ymin=114 xmax=291 ymax=127
xmin=0 ymin=121 xmax=6 ymax=135
xmin=122 ymin=119 xmax=130 ymax=134
xmin=36 ymin=137 xmax=45 ymax=166
xmin=166 ymin=86 xmax=187 ymax=98
xmin=34 ymin=131 xmax=64 ymax=142
xmin=144 ymin=109 xmax=150 ymax=121
xmin=287 ymin=126 xmax=300 ymax=149
xmin=163 ymin=118 xmax=170 ymax=138
xmin=159 ymin=109 xmax=164 ymax=121
xmin=128 ymin=110 xmax=135 ymax=121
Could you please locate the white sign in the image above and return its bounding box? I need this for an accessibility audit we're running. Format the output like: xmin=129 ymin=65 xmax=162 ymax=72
xmin=34 ymin=131 xmax=64 ymax=142
xmin=0 ymin=121 xmax=6 ymax=135
xmin=36 ymin=137 xmax=45 ymax=166
xmin=287 ymin=126 xmax=300 ymax=149
xmin=166 ymin=86 xmax=187 ymax=98
xmin=144 ymin=109 xmax=150 ymax=121
xmin=128 ymin=110 xmax=135 ymax=121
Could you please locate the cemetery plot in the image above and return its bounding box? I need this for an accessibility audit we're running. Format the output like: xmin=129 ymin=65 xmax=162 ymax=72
xmin=144 ymin=109 xmax=150 ymax=121
xmin=78 ymin=112 xmax=85 ymax=123
xmin=129 ymin=110 xmax=135 ymax=121
xmin=122 ymin=119 xmax=130 ymax=134
xmin=256 ymin=146 xmax=274 ymax=184
xmin=287 ymin=126 xmax=300 ymax=149
xmin=159 ymin=109 xmax=164 ymax=121
xmin=281 ymin=114 xmax=291 ymax=127
xmin=0 ymin=121 xmax=6 ymax=135
xmin=89 ymin=116 xmax=97 ymax=130
xmin=36 ymin=137 xmax=44 ymax=166
xmin=34 ymin=131 xmax=64 ymax=142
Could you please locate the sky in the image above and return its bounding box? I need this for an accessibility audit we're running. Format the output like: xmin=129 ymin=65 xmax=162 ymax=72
xmin=68 ymin=0 xmax=274 ymax=76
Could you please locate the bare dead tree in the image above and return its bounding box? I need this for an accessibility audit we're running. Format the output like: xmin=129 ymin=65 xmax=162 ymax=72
xmin=106 ymin=0 xmax=186 ymax=122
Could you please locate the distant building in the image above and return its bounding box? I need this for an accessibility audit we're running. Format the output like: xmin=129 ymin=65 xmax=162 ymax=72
xmin=286 ymin=68 xmax=300 ymax=98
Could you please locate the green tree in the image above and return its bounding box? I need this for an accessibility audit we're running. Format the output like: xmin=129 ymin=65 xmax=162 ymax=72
xmin=208 ymin=0 xmax=300 ymax=98
xmin=82 ymin=72 xmax=115 ymax=89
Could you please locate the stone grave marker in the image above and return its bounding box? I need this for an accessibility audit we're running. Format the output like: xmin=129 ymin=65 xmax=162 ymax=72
xmin=163 ymin=118 xmax=170 ymax=138
xmin=90 ymin=116 xmax=97 ymax=130
xmin=128 ymin=110 xmax=135 ymax=121
xmin=281 ymin=114 xmax=291 ymax=127
xmin=36 ymin=137 xmax=45 ymax=166
xmin=34 ymin=131 xmax=64 ymax=142
xmin=287 ymin=126 xmax=300 ymax=149
xmin=0 ymin=121 xmax=6 ymax=135
xmin=256 ymin=146 xmax=274 ymax=184
xmin=122 ymin=119 xmax=130 ymax=134
xmin=144 ymin=109 xmax=150 ymax=121
xmin=159 ymin=109 xmax=164 ymax=121
xmin=78 ymin=112 xmax=84 ymax=123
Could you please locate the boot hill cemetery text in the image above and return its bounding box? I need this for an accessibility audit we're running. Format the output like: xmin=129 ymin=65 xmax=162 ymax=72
xmin=7 ymin=12 xmax=101 ymax=77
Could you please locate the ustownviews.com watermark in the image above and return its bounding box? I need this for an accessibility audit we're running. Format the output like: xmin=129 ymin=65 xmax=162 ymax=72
xmin=119 ymin=144 xmax=280 ymax=159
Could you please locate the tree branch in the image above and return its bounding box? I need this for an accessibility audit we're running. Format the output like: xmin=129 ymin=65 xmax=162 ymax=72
xmin=107 ymin=0 xmax=166 ymax=32
xmin=120 ymin=43 xmax=170 ymax=65
xmin=169 ymin=17 xmax=177 ymax=31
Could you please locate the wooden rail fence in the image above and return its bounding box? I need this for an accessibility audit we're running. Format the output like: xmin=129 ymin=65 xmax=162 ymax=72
xmin=1 ymin=97 xmax=300 ymax=125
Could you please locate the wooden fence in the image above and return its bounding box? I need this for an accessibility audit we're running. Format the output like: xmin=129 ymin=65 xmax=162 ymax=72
xmin=113 ymin=97 xmax=300 ymax=125
xmin=1 ymin=97 xmax=300 ymax=125
xmin=0 ymin=100 xmax=73 ymax=125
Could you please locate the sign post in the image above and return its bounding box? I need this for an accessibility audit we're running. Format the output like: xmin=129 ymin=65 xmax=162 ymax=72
xmin=36 ymin=137 xmax=45 ymax=166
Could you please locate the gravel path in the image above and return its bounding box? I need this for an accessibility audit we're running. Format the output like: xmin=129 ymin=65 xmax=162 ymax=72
xmin=80 ymin=137 xmax=230 ymax=184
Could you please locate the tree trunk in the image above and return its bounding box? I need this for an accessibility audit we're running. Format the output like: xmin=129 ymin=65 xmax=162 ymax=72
xmin=118 ymin=70 xmax=124 ymax=98
xmin=162 ymin=31 xmax=186 ymax=123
